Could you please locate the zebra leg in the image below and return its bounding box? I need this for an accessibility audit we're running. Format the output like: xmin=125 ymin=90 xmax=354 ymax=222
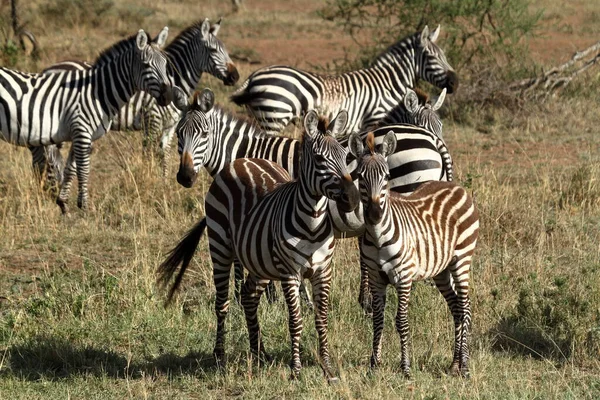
xmin=73 ymin=138 xmax=92 ymax=211
xmin=233 ymin=259 xmax=244 ymax=305
xmin=265 ymin=281 xmax=278 ymax=303
xmin=57 ymin=146 xmax=77 ymax=214
xmin=450 ymin=258 xmax=472 ymax=377
xmin=210 ymin=236 xmax=234 ymax=368
xmin=159 ymin=124 xmax=176 ymax=178
xmin=433 ymin=268 xmax=464 ymax=376
xmin=29 ymin=145 xmax=64 ymax=194
xmin=358 ymin=257 xmax=373 ymax=316
xmin=309 ymin=267 xmax=337 ymax=383
xmin=280 ymin=278 xmax=303 ymax=379
xmin=369 ymin=272 xmax=387 ymax=369
xmin=241 ymin=274 xmax=272 ymax=364
xmin=300 ymin=281 xmax=314 ymax=311
xmin=395 ymin=277 xmax=413 ymax=378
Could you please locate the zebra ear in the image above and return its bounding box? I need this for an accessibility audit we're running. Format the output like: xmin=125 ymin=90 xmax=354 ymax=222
xmin=329 ymin=110 xmax=348 ymax=136
xmin=403 ymin=89 xmax=420 ymax=114
xmin=210 ymin=18 xmax=222 ymax=36
xmin=195 ymin=88 xmax=215 ymax=112
xmin=432 ymin=88 xmax=446 ymax=111
xmin=201 ymin=18 xmax=211 ymax=40
xmin=304 ymin=110 xmax=319 ymax=139
xmin=429 ymin=25 xmax=441 ymax=43
xmin=173 ymin=87 xmax=189 ymax=112
xmin=155 ymin=26 xmax=169 ymax=48
xmin=136 ymin=30 xmax=149 ymax=50
xmin=348 ymin=133 xmax=364 ymax=159
xmin=420 ymin=25 xmax=430 ymax=45
xmin=380 ymin=131 xmax=397 ymax=158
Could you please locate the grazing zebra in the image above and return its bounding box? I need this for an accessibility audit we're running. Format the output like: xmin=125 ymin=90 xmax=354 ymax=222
xmin=231 ymin=25 xmax=458 ymax=134
xmin=41 ymin=18 xmax=239 ymax=177
xmin=158 ymin=110 xmax=360 ymax=382
xmin=0 ymin=28 xmax=175 ymax=213
xmin=347 ymin=131 xmax=479 ymax=377
xmin=172 ymin=88 xmax=453 ymax=310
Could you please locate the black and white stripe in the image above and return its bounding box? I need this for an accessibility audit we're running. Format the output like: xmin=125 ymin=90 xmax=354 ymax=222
xmin=0 ymin=28 xmax=174 ymax=212
xmin=231 ymin=25 xmax=458 ymax=134
xmin=158 ymin=110 xmax=359 ymax=382
xmin=42 ymin=19 xmax=239 ymax=176
xmin=348 ymin=131 xmax=479 ymax=377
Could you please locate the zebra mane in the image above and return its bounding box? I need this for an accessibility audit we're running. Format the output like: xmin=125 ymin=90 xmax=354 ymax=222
xmin=372 ymin=31 xmax=419 ymax=65
xmin=366 ymin=132 xmax=376 ymax=154
xmin=165 ymin=20 xmax=207 ymax=49
xmin=211 ymin=105 xmax=267 ymax=136
xmin=94 ymin=33 xmax=140 ymax=66
xmin=317 ymin=116 xmax=330 ymax=133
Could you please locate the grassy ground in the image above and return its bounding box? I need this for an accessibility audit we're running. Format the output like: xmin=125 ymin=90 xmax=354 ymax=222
xmin=1 ymin=0 xmax=600 ymax=398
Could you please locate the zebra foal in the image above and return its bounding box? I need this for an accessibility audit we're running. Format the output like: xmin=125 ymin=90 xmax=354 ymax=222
xmin=231 ymin=25 xmax=457 ymax=134
xmin=348 ymin=132 xmax=479 ymax=377
xmin=0 ymin=28 xmax=175 ymax=213
xmin=158 ymin=110 xmax=359 ymax=382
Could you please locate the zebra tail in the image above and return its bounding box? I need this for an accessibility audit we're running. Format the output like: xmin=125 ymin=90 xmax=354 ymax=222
xmin=157 ymin=217 xmax=207 ymax=305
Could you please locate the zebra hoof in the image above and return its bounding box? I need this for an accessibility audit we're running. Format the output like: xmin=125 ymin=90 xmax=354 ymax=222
xmin=57 ymin=198 xmax=69 ymax=215
xmin=213 ymin=349 xmax=226 ymax=370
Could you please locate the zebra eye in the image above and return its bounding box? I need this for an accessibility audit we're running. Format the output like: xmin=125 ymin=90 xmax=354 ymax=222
xmin=385 ymin=174 xmax=391 ymax=180
xmin=313 ymin=154 xmax=326 ymax=163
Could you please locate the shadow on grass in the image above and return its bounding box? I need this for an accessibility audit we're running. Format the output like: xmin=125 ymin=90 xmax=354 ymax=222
xmin=488 ymin=317 xmax=570 ymax=363
xmin=1 ymin=335 xmax=220 ymax=381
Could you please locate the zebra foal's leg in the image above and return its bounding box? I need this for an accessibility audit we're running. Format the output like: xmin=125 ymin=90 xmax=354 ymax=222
xmin=369 ymin=271 xmax=387 ymax=369
xmin=56 ymin=146 xmax=77 ymax=214
xmin=280 ymin=278 xmax=304 ymax=379
xmin=233 ymin=259 xmax=244 ymax=305
xmin=451 ymin=258 xmax=472 ymax=377
xmin=241 ymin=274 xmax=272 ymax=363
xmin=394 ymin=276 xmax=413 ymax=378
xmin=310 ymin=267 xmax=337 ymax=383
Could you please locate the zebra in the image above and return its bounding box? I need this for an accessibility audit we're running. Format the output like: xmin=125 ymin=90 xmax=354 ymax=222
xmin=0 ymin=28 xmax=175 ymax=213
xmin=375 ymin=87 xmax=446 ymax=138
xmin=230 ymin=25 xmax=458 ymax=134
xmin=171 ymin=87 xmax=453 ymax=310
xmin=158 ymin=110 xmax=360 ymax=382
xmin=347 ymin=131 xmax=479 ymax=377
xmin=39 ymin=18 xmax=239 ymax=178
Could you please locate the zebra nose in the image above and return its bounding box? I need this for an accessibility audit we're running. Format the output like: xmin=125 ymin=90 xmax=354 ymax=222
xmin=157 ymin=83 xmax=174 ymax=106
xmin=337 ymin=179 xmax=360 ymax=212
xmin=445 ymin=71 xmax=459 ymax=93
xmin=224 ymin=63 xmax=239 ymax=86
xmin=177 ymin=152 xmax=197 ymax=188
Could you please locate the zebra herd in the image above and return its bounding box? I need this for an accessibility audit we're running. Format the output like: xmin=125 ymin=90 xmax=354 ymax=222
xmin=0 ymin=19 xmax=479 ymax=381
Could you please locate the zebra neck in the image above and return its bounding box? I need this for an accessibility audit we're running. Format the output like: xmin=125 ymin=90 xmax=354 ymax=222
xmin=293 ymin=180 xmax=330 ymax=230
xmin=92 ymin=53 xmax=136 ymax=116
xmin=364 ymin=202 xmax=394 ymax=247
xmin=166 ymin=45 xmax=204 ymax=95
xmin=205 ymin=110 xmax=301 ymax=177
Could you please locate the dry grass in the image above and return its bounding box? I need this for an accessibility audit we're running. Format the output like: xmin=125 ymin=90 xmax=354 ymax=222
xmin=1 ymin=0 xmax=600 ymax=398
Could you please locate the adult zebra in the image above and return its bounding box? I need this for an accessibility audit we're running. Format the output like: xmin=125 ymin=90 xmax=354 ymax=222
xmin=231 ymin=25 xmax=457 ymax=134
xmin=39 ymin=18 xmax=239 ymax=178
xmin=0 ymin=28 xmax=175 ymax=213
xmin=158 ymin=110 xmax=360 ymax=382
xmin=172 ymin=87 xmax=453 ymax=308
xmin=347 ymin=132 xmax=479 ymax=377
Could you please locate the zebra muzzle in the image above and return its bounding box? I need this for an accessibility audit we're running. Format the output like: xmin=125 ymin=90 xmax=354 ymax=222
xmin=223 ymin=63 xmax=239 ymax=86
xmin=336 ymin=178 xmax=360 ymax=213
xmin=365 ymin=202 xmax=384 ymax=225
xmin=177 ymin=152 xmax=197 ymax=188
xmin=157 ymin=83 xmax=174 ymax=107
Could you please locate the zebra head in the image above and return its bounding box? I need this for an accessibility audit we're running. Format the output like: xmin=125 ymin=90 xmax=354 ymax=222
xmin=303 ymin=110 xmax=360 ymax=213
xmin=173 ymin=87 xmax=215 ymax=188
xmin=416 ymin=25 xmax=459 ymax=94
xmin=348 ymin=131 xmax=397 ymax=224
xmin=133 ymin=27 xmax=174 ymax=107
xmin=198 ymin=18 xmax=239 ymax=86
xmin=402 ymin=87 xmax=445 ymax=137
